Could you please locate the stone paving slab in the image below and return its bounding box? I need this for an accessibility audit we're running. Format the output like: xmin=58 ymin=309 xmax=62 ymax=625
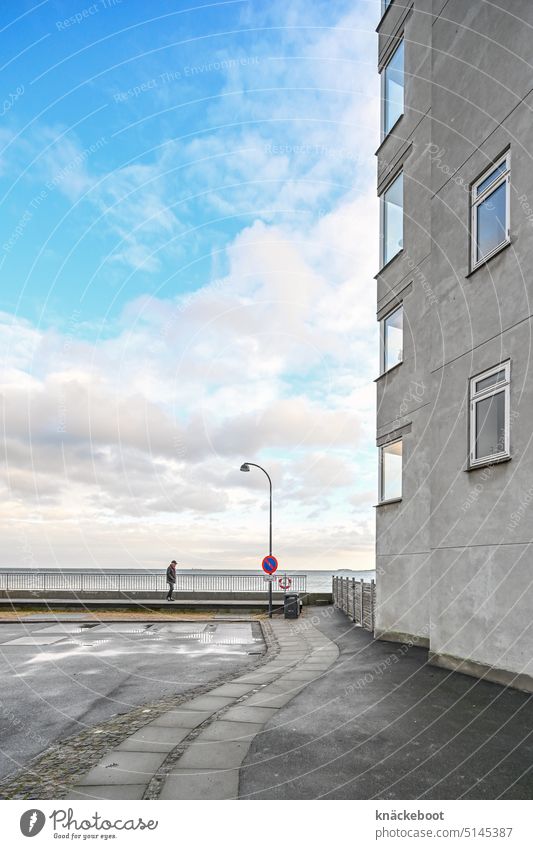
xmin=116 ymin=725 xmax=190 ymax=754
xmin=67 ymin=784 xmax=147 ymax=800
xmin=259 ymin=680 xmax=307 ymax=696
xmin=77 ymin=751 xmax=167 ymax=785
xmin=277 ymin=650 xmax=307 ymax=657
xmin=177 ymin=739 xmax=252 ymax=769
xmin=273 ymin=676 xmax=312 ymax=690
xmin=198 ymin=720 xmax=264 ymax=743
xmin=244 ymin=690 xmax=296 ymax=709
xmin=178 ymin=694 xmax=235 ymax=711
xmin=232 ymin=671 xmax=280 ymax=685
xmin=159 ymin=768 xmax=239 ymax=800
xmin=209 ymin=683 xmax=257 ymax=697
xmin=151 ymin=709 xmax=212 ymax=728
xmin=223 ymin=705 xmax=278 ymax=724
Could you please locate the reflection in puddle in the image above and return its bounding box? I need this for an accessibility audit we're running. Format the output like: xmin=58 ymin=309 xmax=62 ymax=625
xmin=33 ymin=624 xmax=100 ymax=635
xmin=7 ymin=621 xmax=264 ymax=666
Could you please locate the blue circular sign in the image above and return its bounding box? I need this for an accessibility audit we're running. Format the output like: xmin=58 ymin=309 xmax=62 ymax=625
xmin=262 ymin=555 xmax=278 ymax=574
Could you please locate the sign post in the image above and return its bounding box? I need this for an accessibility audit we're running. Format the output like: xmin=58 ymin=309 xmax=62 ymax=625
xmin=262 ymin=555 xmax=278 ymax=618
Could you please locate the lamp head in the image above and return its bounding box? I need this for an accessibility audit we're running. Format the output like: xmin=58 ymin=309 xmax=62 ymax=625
xmin=240 ymin=463 xmax=250 ymax=472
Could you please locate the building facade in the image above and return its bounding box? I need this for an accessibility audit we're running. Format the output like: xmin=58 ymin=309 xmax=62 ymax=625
xmin=375 ymin=0 xmax=533 ymax=691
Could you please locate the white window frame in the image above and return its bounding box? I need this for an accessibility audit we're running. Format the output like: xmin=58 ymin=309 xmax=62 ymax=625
xmin=380 ymin=170 xmax=403 ymax=268
xmin=379 ymin=438 xmax=403 ymax=503
xmin=471 ymin=152 xmax=510 ymax=271
xmin=380 ymin=303 xmax=403 ymax=374
xmin=381 ymin=38 xmax=404 ymax=140
xmin=469 ymin=361 xmax=511 ymax=467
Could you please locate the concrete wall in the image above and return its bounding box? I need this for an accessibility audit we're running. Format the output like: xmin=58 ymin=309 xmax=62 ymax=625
xmin=0 ymin=590 xmax=332 ymax=606
xmin=375 ymin=0 xmax=533 ymax=683
xmin=375 ymin=0 xmax=434 ymax=642
xmin=427 ymin=0 xmax=533 ymax=679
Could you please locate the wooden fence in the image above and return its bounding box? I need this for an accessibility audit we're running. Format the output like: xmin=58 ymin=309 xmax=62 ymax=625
xmin=332 ymin=576 xmax=376 ymax=632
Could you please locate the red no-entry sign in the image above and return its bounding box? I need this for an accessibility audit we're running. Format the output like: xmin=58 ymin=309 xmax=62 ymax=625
xmin=262 ymin=555 xmax=278 ymax=575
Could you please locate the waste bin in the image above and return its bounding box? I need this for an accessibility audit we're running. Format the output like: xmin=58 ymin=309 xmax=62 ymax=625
xmin=284 ymin=593 xmax=300 ymax=619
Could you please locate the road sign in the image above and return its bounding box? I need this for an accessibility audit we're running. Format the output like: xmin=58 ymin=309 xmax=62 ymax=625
xmin=263 ymin=575 xmax=275 ymax=582
xmin=262 ymin=554 xmax=278 ymax=575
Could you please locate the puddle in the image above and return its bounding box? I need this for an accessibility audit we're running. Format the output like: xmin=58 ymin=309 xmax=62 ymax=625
xmin=3 ymin=621 xmax=265 ymax=661
xmin=32 ymin=624 xmax=99 ymax=635
xmin=3 ymin=636 xmax=67 ymax=646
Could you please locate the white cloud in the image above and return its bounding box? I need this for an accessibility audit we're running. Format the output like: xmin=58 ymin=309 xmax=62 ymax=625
xmin=0 ymin=176 xmax=378 ymax=569
xmin=0 ymin=0 xmax=380 ymax=571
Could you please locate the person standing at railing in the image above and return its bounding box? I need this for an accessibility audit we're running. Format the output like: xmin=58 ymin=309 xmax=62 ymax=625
xmin=165 ymin=560 xmax=177 ymax=601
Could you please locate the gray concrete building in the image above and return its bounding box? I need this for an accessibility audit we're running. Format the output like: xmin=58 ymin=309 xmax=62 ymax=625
xmin=375 ymin=0 xmax=533 ymax=691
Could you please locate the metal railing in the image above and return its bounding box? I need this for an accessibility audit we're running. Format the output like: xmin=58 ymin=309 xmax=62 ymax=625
xmin=0 ymin=571 xmax=307 ymax=594
xmin=332 ymin=576 xmax=375 ymax=632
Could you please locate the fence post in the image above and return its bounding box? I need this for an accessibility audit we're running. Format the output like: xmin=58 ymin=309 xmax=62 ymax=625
xmin=345 ymin=578 xmax=349 ymax=614
xmin=351 ymin=578 xmax=356 ymax=621
xmin=360 ymin=579 xmax=364 ymax=625
xmin=371 ymin=579 xmax=375 ymax=633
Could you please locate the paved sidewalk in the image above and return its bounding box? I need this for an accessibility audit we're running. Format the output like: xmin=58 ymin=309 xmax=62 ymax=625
xmin=240 ymin=607 xmax=533 ymax=800
xmin=67 ymin=619 xmax=339 ymax=800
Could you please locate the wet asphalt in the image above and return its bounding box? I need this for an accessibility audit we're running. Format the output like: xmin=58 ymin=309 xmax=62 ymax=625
xmin=0 ymin=619 xmax=264 ymax=782
xmin=239 ymin=607 xmax=533 ymax=800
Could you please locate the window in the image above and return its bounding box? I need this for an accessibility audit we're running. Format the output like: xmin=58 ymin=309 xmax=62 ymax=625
xmin=471 ymin=153 xmax=510 ymax=269
xmin=382 ymin=40 xmax=404 ymax=136
xmin=381 ymin=171 xmax=403 ymax=267
xmin=379 ymin=439 xmax=402 ymax=502
xmin=469 ymin=362 xmax=510 ymax=466
xmin=381 ymin=304 xmax=403 ymax=373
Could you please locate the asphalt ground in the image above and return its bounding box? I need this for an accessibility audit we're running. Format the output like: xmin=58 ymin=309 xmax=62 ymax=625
xmin=0 ymin=619 xmax=264 ymax=782
xmin=239 ymin=607 xmax=533 ymax=800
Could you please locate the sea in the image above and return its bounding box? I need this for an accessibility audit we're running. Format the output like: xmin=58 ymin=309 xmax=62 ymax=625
xmin=0 ymin=567 xmax=375 ymax=593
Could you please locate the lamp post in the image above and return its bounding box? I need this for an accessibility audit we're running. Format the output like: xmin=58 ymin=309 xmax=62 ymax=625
xmin=240 ymin=462 xmax=273 ymax=617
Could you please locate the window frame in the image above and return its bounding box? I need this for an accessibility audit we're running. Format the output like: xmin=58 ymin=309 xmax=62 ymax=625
xmin=380 ymin=303 xmax=404 ymax=374
xmin=469 ymin=361 xmax=511 ymax=467
xmin=470 ymin=152 xmax=511 ymax=271
xmin=379 ymin=438 xmax=403 ymax=503
xmin=381 ymin=38 xmax=404 ymax=140
xmin=380 ymin=170 xmax=404 ymax=269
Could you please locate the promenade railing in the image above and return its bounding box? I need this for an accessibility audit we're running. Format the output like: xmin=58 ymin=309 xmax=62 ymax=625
xmin=332 ymin=576 xmax=375 ymax=632
xmin=0 ymin=571 xmax=307 ymax=594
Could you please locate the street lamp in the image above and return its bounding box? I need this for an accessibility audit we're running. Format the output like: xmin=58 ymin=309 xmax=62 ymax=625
xmin=240 ymin=462 xmax=273 ymax=617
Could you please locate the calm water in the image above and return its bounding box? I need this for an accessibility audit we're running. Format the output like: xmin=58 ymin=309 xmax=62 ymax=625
xmin=0 ymin=568 xmax=375 ymax=592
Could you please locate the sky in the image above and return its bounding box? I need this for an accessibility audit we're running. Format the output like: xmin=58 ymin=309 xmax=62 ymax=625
xmin=0 ymin=0 xmax=381 ymax=573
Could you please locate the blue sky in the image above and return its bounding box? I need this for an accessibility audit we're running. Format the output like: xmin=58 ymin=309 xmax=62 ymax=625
xmin=1 ymin=0 xmax=380 ymax=571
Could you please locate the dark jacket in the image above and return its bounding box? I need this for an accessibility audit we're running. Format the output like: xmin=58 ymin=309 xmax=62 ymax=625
xmin=166 ymin=563 xmax=176 ymax=584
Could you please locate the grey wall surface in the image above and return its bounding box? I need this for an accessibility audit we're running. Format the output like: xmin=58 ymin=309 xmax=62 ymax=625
xmin=375 ymin=0 xmax=533 ymax=681
xmin=376 ymin=0 xmax=433 ymax=642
